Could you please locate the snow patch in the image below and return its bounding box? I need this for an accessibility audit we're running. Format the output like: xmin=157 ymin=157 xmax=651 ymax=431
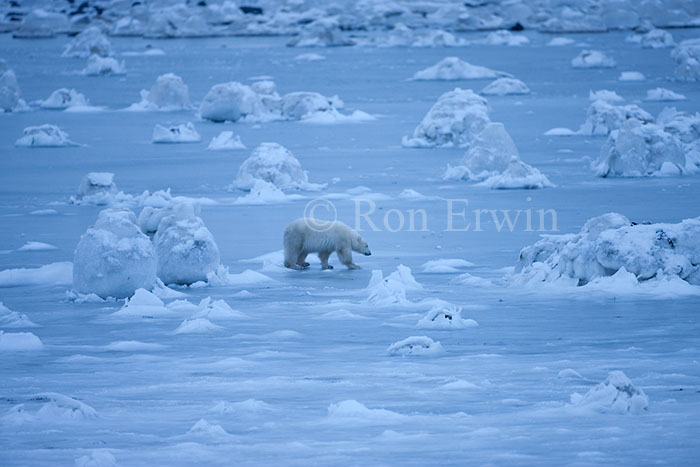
xmin=387 ymin=336 xmax=444 ymax=356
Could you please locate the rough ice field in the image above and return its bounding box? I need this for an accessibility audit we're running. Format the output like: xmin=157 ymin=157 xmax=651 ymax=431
xmin=1 ymin=29 xmax=700 ymax=466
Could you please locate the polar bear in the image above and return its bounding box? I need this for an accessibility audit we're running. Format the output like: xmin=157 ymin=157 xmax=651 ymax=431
xmin=283 ymin=218 xmax=371 ymax=270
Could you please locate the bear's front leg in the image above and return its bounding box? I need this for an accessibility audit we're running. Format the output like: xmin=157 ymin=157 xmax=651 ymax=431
xmin=319 ymin=251 xmax=333 ymax=270
xmin=337 ymin=248 xmax=360 ymax=269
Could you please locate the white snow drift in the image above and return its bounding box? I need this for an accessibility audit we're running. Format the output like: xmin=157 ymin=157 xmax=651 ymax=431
xmin=73 ymin=209 xmax=157 ymax=299
xmin=513 ymin=212 xmax=700 ymax=287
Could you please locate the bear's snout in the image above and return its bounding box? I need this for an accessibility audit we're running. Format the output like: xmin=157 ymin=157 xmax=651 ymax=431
xmin=364 ymin=250 xmax=372 ymax=256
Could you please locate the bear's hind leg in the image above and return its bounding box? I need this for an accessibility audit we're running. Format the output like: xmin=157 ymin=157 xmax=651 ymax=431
xmin=319 ymin=251 xmax=333 ymax=270
xmin=297 ymin=252 xmax=310 ymax=268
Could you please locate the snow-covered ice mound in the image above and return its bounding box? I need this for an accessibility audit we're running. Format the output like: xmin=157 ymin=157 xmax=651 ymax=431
xmin=421 ymin=259 xmax=474 ymax=273
xmin=366 ymin=265 xmax=422 ymax=306
xmin=73 ymin=209 xmax=157 ymax=299
xmin=82 ymin=55 xmax=126 ymax=76
xmin=619 ymin=71 xmax=645 ymax=81
xmin=481 ymin=78 xmax=530 ymax=96
xmin=0 ymin=59 xmax=27 ymax=112
xmin=671 ymin=39 xmax=700 ymax=81
xmin=152 ymin=201 xmax=221 ymax=286
xmin=208 ymin=131 xmax=245 ymax=150
xmin=128 ymin=73 xmax=191 ymax=111
xmin=416 ymin=304 xmax=478 ymax=329
xmin=443 ymin=122 xmax=553 ymax=189
xmin=387 ymin=336 xmax=444 ymax=356
xmin=547 ymin=37 xmax=575 ymax=46
xmin=15 ymin=124 xmax=77 ymax=147
xmin=199 ymin=81 xmax=270 ymax=123
xmin=395 ymin=25 xmax=467 ymax=48
xmin=233 ymin=179 xmax=292 ymax=205
xmin=595 ymin=119 xmax=689 ymax=177
xmin=326 ymin=400 xmax=406 ymax=423
xmin=480 ymin=30 xmax=529 ymax=46
xmin=579 ymin=100 xmax=654 ymax=136
xmin=199 ymin=80 xmax=364 ymax=124
xmin=644 ymin=88 xmax=686 ymax=102
xmin=478 ymin=156 xmax=554 ymax=189
xmin=0 ymin=302 xmax=38 ymax=328
xmin=589 ymin=90 xmax=623 ymax=103
xmin=513 ymin=212 xmax=700 ymax=287
xmin=294 ymin=53 xmax=325 ymax=61
xmin=412 ymin=57 xmax=505 ymax=81
xmin=402 ymin=88 xmax=490 ymax=148
xmin=152 ymin=122 xmax=201 ymax=143
xmin=12 ymin=9 xmax=70 ymax=39
xmin=571 ymin=50 xmax=616 ymax=68
xmin=287 ymin=18 xmax=355 ymax=47
xmin=110 ymin=288 xmax=173 ymax=320
xmin=0 ymin=331 xmax=43 ymax=352
xmin=75 ymin=450 xmax=118 ymax=467
xmin=71 ymin=172 xmax=118 ymax=205
xmin=627 ymin=28 xmax=674 ymax=48
xmin=280 ymin=91 xmax=338 ymax=120
xmin=40 ymin=88 xmax=89 ymax=110
xmin=443 ymin=122 xmax=518 ymax=179
xmin=0 ymin=262 xmax=72 ymax=288
xmin=174 ymin=317 xmax=223 ymax=334
xmin=570 ymin=371 xmax=648 ymax=414
xmin=656 ymin=108 xmax=700 ymax=168
xmin=62 ymin=26 xmax=113 ymax=58
xmin=232 ymin=142 xmax=325 ymax=192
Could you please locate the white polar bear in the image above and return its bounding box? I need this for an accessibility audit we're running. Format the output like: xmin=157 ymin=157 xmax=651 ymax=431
xmin=283 ymin=218 xmax=371 ymax=270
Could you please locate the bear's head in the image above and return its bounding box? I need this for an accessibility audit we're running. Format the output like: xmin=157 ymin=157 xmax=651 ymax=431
xmin=351 ymin=234 xmax=371 ymax=256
